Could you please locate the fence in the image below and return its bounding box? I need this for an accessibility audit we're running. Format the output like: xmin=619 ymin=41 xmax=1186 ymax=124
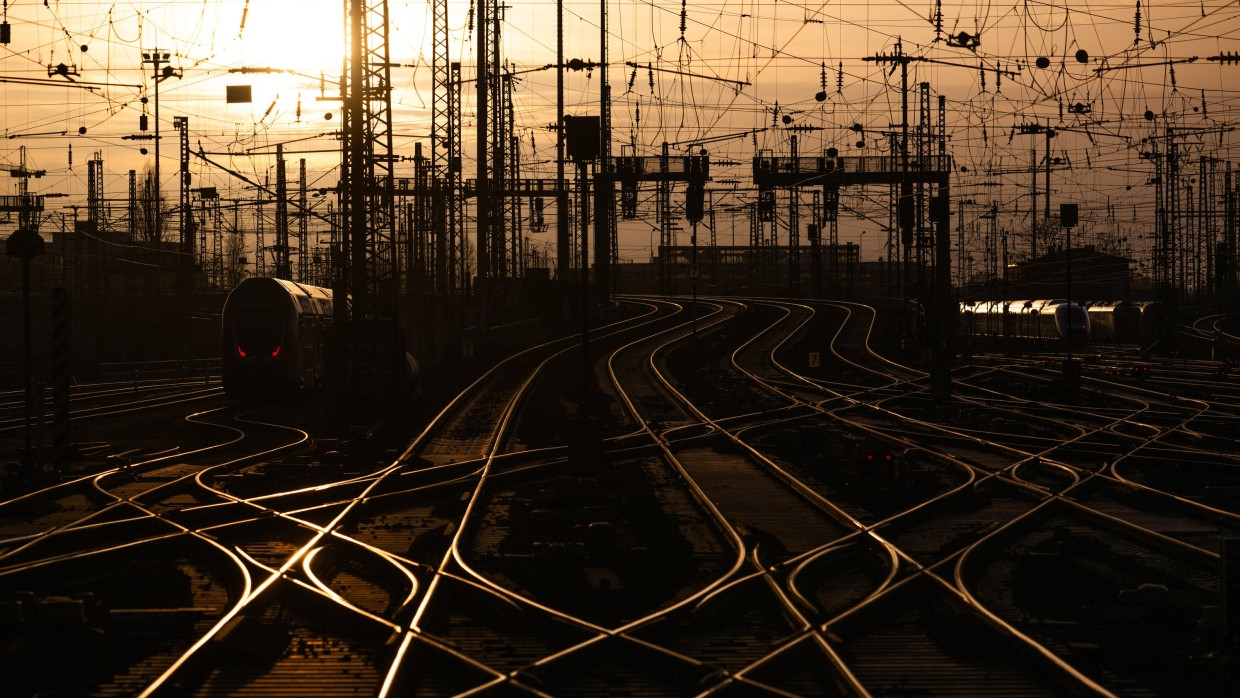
xmin=97 ymin=358 xmax=221 ymax=384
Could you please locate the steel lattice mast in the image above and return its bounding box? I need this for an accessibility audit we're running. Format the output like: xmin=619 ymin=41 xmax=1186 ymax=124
xmin=333 ymin=0 xmax=404 ymax=404
xmin=340 ymin=0 xmax=396 ymax=322
xmin=430 ymin=0 xmax=450 ymax=185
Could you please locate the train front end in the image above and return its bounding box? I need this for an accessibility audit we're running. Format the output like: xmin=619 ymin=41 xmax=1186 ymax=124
xmin=1055 ymin=302 xmax=1090 ymax=346
xmin=220 ymin=278 xmax=302 ymax=399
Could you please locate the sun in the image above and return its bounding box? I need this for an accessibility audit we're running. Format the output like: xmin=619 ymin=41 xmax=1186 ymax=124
xmin=232 ymin=0 xmax=347 ymax=77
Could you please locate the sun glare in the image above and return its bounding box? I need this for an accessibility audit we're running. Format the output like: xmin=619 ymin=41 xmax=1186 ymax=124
xmin=234 ymin=1 xmax=347 ymax=77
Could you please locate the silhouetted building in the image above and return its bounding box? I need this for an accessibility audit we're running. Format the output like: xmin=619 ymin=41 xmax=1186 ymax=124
xmin=960 ymin=245 xmax=1141 ymax=301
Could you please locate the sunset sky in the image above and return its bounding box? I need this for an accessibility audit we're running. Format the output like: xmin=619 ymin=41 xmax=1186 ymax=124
xmin=5 ymin=0 xmax=1240 ymax=269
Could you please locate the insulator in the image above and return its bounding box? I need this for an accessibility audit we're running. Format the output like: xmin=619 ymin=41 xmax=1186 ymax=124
xmin=648 ymin=63 xmax=654 ymax=92
xmin=837 ymin=61 xmax=843 ymax=92
xmin=820 ymin=62 xmax=827 ymax=92
xmin=1134 ymin=0 xmax=1142 ymax=46
xmin=1169 ymin=64 xmax=1177 ymax=90
xmin=980 ymin=64 xmax=986 ymax=92
xmin=628 ymin=65 xmax=637 ymax=91
xmin=680 ymin=0 xmax=687 ymax=37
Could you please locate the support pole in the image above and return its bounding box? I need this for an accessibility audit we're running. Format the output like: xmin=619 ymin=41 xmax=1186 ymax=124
xmin=21 ymin=257 xmax=33 ymax=469
xmin=579 ymin=158 xmax=591 ymax=416
xmin=557 ymin=0 xmax=568 ymax=319
xmin=6 ymin=228 xmax=45 ymax=472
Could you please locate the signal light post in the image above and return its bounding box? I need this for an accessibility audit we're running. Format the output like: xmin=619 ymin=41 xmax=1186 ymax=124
xmin=141 ymin=50 xmax=182 ymax=245
xmin=562 ymin=115 xmax=604 ymax=469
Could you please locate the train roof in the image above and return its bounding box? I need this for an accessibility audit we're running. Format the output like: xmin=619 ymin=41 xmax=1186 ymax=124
xmin=960 ymin=299 xmax=1078 ymax=313
xmin=226 ymin=277 xmax=335 ymax=318
xmin=1083 ymin=300 xmax=1137 ymax=311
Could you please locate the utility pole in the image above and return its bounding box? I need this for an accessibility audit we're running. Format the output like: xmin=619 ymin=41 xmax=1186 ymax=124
xmin=1061 ymin=203 xmax=1079 ymax=394
xmin=864 ymin=39 xmax=913 ymax=341
xmin=6 ymin=228 xmax=45 ymax=472
xmin=563 ymin=115 xmax=598 ymax=425
xmin=1016 ymin=123 xmax=1054 ymax=260
xmin=1031 ymin=148 xmax=1037 ymax=259
xmin=595 ymin=0 xmax=613 ymax=301
xmin=687 ymin=170 xmax=704 ymax=336
xmin=557 ymin=0 xmax=569 ymax=317
xmin=142 ymin=49 xmax=182 ymax=248
xmin=788 ymin=135 xmax=800 ymax=296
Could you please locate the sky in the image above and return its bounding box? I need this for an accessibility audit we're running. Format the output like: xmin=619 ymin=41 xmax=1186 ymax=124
xmin=5 ymin=0 xmax=1240 ymax=277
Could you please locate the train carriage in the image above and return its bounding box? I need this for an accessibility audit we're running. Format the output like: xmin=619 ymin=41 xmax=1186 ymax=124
xmin=220 ymin=277 xmax=333 ymax=399
xmin=1085 ymin=301 xmax=1141 ymax=343
xmin=959 ymin=299 xmax=1089 ymax=349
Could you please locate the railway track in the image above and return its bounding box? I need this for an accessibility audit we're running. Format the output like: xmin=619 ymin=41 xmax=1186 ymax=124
xmin=0 ymin=296 xmax=1236 ymax=695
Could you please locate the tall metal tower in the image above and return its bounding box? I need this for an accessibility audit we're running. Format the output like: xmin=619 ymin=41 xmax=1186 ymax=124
xmin=430 ymin=0 xmax=450 ymax=184
xmin=87 ymin=151 xmax=104 ymax=230
xmin=449 ymin=61 xmax=466 ymax=296
xmin=430 ymin=0 xmax=467 ymax=314
xmin=595 ymin=0 xmax=613 ymax=298
xmin=275 ymin=143 xmax=290 ymax=279
xmin=173 ymin=116 xmax=193 ymax=261
xmin=475 ymin=0 xmax=494 ymax=294
xmin=128 ymin=170 xmax=138 ymax=242
xmin=340 ymin=0 xmax=397 ymax=320
xmin=334 ymin=0 xmax=404 ymax=403
xmin=298 ymin=159 xmax=309 ymax=281
xmin=503 ymin=69 xmax=524 ymax=279
xmin=475 ymin=0 xmax=510 ymax=291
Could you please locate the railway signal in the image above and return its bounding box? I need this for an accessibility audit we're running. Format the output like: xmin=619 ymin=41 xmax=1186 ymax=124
xmin=865 ymin=448 xmax=901 ymax=480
